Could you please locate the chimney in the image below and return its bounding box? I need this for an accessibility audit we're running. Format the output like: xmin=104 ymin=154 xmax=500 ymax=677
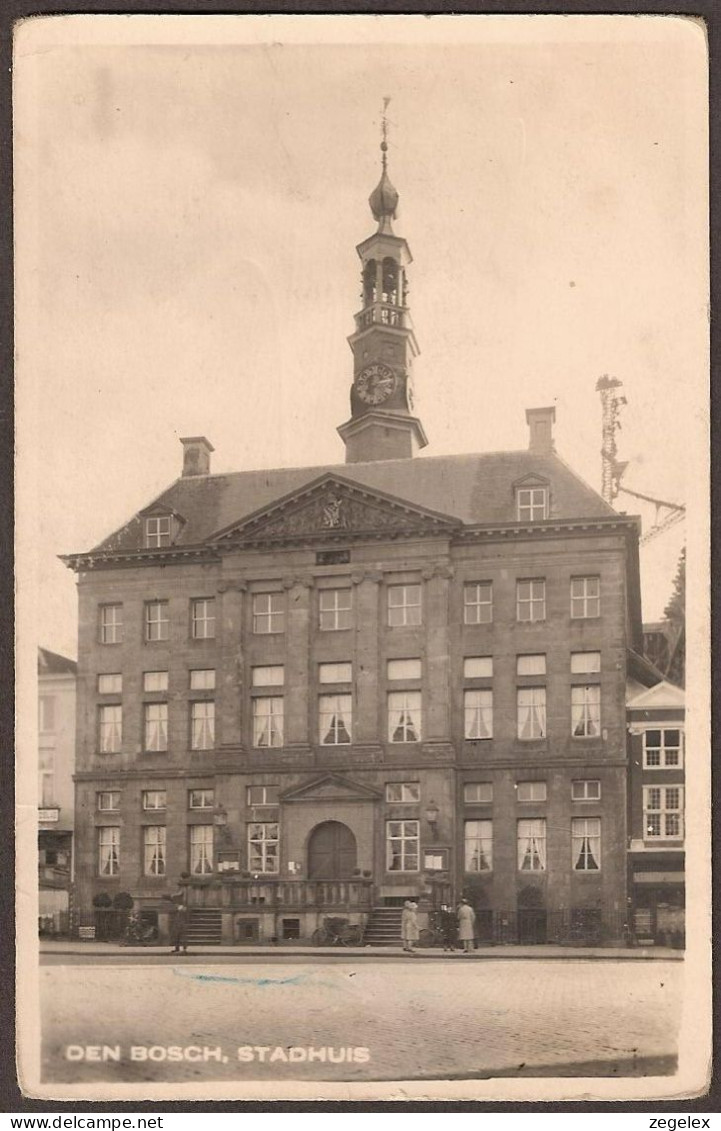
xmin=525 ymin=407 xmax=556 ymax=455
xmin=180 ymin=436 xmax=214 ymax=477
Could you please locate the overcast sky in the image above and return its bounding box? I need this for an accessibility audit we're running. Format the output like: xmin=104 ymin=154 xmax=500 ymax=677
xmin=16 ymin=15 xmax=707 ymax=659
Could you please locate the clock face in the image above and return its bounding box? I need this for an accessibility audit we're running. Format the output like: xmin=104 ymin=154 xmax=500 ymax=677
xmin=356 ymin=362 xmax=396 ymax=406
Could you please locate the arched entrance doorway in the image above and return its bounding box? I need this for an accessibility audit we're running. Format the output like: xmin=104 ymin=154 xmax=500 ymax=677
xmin=307 ymin=821 xmax=357 ymax=879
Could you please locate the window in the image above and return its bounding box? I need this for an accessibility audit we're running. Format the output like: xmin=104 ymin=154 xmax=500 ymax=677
xmin=97 ymin=674 xmax=122 ymax=694
xmin=319 ymin=694 xmax=352 ymax=745
xmin=145 ymin=601 xmax=169 ymax=642
xmin=386 ymin=820 xmax=419 ymax=871
xmin=385 ymin=782 xmax=420 ymax=803
xmin=464 ymin=657 xmax=493 ymax=678
xmin=643 ymin=729 xmax=683 ymax=768
xmin=248 ymin=823 xmax=279 ymax=873
xmin=191 ymin=701 xmax=215 ymax=750
xmin=189 ymin=788 xmax=214 ymax=810
xmin=516 ymin=579 xmax=546 ymax=622
xmin=190 ymin=669 xmax=215 ymax=691
xmin=517 ymin=688 xmax=546 ymax=739
xmin=517 ymin=487 xmax=548 ymax=522
xmin=463 ymin=582 xmax=493 ymax=625
xmin=644 ymin=786 xmax=684 ymax=840
xmin=145 ymin=516 xmax=171 ymax=548
xmin=517 ymin=819 xmax=546 ymax=871
xmin=142 ymin=789 xmax=166 ymax=810
xmin=98 ymin=827 xmax=120 ymax=876
xmin=517 ymin=781 xmax=547 ymax=802
xmin=463 ymin=783 xmax=493 ymax=803
xmin=143 ymin=826 xmax=166 ymax=876
xmin=572 ymin=818 xmax=601 ymax=871
xmin=571 ymin=576 xmax=600 ymax=619
xmin=189 ymin=825 xmax=213 ymax=874
xmin=572 ymin=780 xmax=601 ymax=801
xmin=99 ymin=705 xmax=122 ymax=753
xmin=252 ymin=666 xmax=285 ymax=687
xmin=39 ymin=695 xmax=56 ymax=731
xmin=464 ymin=820 xmax=493 ymax=872
xmin=97 ymin=791 xmax=120 ymax=811
xmin=387 ymin=584 xmax=421 ymax=627
xmin=571 ymin=685 xmax=601 ymax=737
xmin=99 ymin=604 xmax=123 ymax=644
xmin=571 ymin=651 xmax=601 ymax=674
xmin=319 ymin=588 xmax=352 ymax=631
xmin=387 ymin=691 xmax=422 ymax=743
xmin=464 ymin=689 xmax=493 ymax=739
xmin=144 ymin=671 xmax=168 ymax=693
xmin=38 ymin=750 xmax=54 ymax=806
xmin=319 ymin=662 xmax=352 ymax=684
xmin=191 ymin=598 xmax=215 ymax=640
xmin=252 ymin=697 xmax=284 ymax=747
xmin=144 ymin=703 xmax=168 ymax=752
xmin=387 ymin=658 xmax=421 ymax=681
xmin=253 ymin=592 xmax=284 ymax=634
xmin=247 ymin=785 xmax=279 ymax=807
xmin=517 ymin=654 xmax=546 ymax=676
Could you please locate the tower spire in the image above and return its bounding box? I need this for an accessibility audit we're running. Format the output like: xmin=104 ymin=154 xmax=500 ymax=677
xmin=337 ymin=118 xmax=428 ymax=463
xmin=369 ymin=97 xmax=399 ymax=235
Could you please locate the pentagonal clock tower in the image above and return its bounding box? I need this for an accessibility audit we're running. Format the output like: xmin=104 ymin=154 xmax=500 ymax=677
xmin=338 ymin=139 xmax=428 ymax=463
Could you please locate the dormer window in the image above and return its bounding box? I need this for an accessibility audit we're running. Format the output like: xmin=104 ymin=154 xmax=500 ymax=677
xmin=145 ymin=516 xmax=172 ymax=548
xmin=516 ymin=487 xmax=548 ymax=522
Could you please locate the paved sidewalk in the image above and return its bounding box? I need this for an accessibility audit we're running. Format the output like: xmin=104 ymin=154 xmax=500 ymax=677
xmin=40 ymin=938 xmax=683 ymax=961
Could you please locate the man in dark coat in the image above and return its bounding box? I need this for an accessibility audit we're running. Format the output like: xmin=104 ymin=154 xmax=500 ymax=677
xmin=170 ymin=898 xmax=189 ymax=954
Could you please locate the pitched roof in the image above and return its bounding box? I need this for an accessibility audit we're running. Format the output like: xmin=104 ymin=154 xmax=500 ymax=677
xmin=627 ymin=680 xmax=685 ymax=711
xmin=91 ymin=448 xmax=617 ymax=554
xmin=38 ymin=647 xmax=77 ymax=675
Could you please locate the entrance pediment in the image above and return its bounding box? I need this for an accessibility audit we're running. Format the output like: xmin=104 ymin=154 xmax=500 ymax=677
xmin=281 ymin=773 xmax=381 ymax=804
xmin=210 ymin=473 xmax=460 ymax=547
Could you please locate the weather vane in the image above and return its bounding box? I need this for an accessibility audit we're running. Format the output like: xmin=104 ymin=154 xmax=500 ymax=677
xmin=381 ymin=96 xmax=391 ymax=169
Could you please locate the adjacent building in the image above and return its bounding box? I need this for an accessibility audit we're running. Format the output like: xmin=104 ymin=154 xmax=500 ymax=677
xmin=626 ymin=679 xmax=685 ymax=946
xmin=38 ymin=646 xmax=77 ymax=935
xmin=63 ymin=149 xmax=646 ymax=946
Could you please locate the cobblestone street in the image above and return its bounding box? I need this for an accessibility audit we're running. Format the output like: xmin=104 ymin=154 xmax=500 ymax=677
xmin=40 ymin=956 xmax=682 ymax=1084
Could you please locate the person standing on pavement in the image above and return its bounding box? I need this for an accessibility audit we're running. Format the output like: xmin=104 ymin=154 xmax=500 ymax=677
xmin=170 ymin=898 xmax=189 ymax=954
xmin=440 ymin=904 xmax=457 ymax=952
xmin=457 ymin=898 xmax=476 ymax=954
xmin=401 ymin=900 xmax=419 ymax=953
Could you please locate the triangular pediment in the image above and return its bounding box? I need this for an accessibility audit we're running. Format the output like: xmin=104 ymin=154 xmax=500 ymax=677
xmin=512 ymin=472 xmax=550 ymax=489
xmin=627 ymin=680 xmax=685 ymax=711
xmin=210 ymin=474 xmax=461 ymax=546
xmin=138 ymin=502 xmax=186 ymax=525
xmin=281 ymin=773 xmax=382 ymax=804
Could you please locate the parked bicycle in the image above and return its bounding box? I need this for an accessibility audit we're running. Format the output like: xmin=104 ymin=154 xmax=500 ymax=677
xmin=122 ymin=912 xmax=158 ymax=946
xmin=311 ymin=916 xmax=364 ymax=946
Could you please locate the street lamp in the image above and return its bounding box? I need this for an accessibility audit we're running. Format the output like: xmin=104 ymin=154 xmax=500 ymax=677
xmin=425 ymin=800 xmax=440 ymax=839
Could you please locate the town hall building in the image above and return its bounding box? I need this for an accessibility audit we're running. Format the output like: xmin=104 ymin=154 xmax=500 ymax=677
xmin=64 ymin=145 xmax=646 ymax=946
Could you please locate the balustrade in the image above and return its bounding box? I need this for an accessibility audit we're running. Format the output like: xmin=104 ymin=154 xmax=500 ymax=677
xmin=187 ymin=876 xmax=373 ymax=910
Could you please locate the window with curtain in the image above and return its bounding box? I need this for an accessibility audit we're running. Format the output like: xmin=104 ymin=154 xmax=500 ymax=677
xmin=517 ymin=687 xmax=546 ymax=739
xmin=517 ymin=819 xmax=546 ymax=871
xmin=252 ymin=697 xmax=284 ymax=747
xmin=571 ymin=818 xmax=601 ymax=871
xmin=571 ymin=685 xmax=601 ymax=737
xmin=98 ymin=827 xmax=120 ymax=876
xmin=248 ymin=823 xmax=279 ymax=873
xmin=191 ymin=701 xmax=215 ymax=750
xmin=386 ymin=820 xmax=419 ymax=871
xmin=319 ymin=694 xmax=352 ymax=745
xmin=464 ymin=820 xmax=493 ymax=872
xmin=387 ymin=691 xmax=422 ymax=743
xmin=464 ymin=689 xmax=493 ymax=739
xmin=144 ymin=703 xmax=168 ymax=752
xmin=143 ymin=826 xmax=166 ymax=876
xmin=189 ymin=825 xmax=213 ymax=874
xmin=99 ymin=704 xmax=122 ymax=753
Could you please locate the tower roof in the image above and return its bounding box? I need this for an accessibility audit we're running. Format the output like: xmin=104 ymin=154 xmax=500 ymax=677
xmin=369 ymin=161 xmax=399 ymax=231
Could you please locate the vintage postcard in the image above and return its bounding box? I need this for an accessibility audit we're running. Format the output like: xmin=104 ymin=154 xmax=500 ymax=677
xmin=14 ymin=12 xmax=710 ymax=1102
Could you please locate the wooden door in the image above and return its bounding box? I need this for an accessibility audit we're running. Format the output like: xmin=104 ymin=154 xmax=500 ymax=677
xmin=307 ymin=821 xmax=357 ymax=879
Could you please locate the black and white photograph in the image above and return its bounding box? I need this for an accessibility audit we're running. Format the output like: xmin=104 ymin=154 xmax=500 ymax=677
xmin=14 ymin=13 xmax=710 ymax=1102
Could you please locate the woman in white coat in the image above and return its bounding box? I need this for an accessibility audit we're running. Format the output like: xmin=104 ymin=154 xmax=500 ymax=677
xmin=457 ymin=898 xmax=476 ymax=954
xmin=401 ymin=900 xmax=419 ymax=953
